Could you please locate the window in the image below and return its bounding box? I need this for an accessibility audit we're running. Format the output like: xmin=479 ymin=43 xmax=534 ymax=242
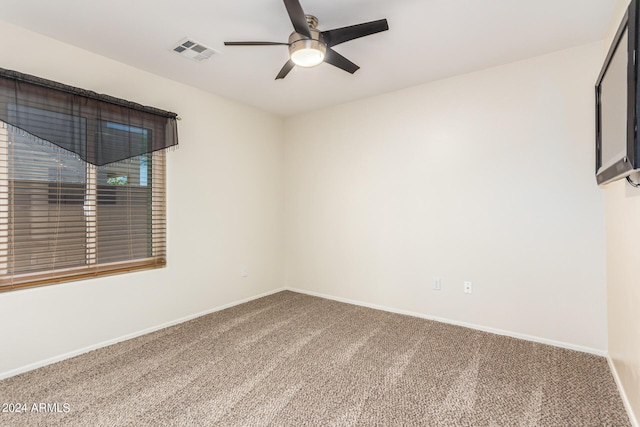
xmin=0 ymin=122 xmax=167 ymax=291
xmin=0 ymin=67 xmax=177 ymax=291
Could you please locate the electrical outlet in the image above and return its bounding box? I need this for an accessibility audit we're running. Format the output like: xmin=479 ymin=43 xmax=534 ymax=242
xmin=464 ymin=281 xmax=472 ymax=294
xmin=241 ymin=267 xmax=248 ymax=278
xmin=433 ymin=277 xmax=441 ymax=291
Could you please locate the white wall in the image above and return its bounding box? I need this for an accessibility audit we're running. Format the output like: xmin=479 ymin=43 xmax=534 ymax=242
xmin=284 ymin=42 xmax=607 ymax=352
xmin=0 ymin=23 xmax=284 ymax=377
xmin=604 ymin=0 xmax=640 ymax=424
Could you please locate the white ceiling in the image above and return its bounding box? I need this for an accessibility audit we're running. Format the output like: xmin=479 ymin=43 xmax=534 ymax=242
xmin=1 ymin=0 xmax=617 ymax=117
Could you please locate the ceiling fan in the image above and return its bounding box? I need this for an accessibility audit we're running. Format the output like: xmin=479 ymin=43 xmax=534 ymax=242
xmin=224 ymin=0 xmax=389 ymax=80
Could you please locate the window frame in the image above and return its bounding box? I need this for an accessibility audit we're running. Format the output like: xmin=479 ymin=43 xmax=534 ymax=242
xmin=0 ymin=123 xmax=166 ymax=292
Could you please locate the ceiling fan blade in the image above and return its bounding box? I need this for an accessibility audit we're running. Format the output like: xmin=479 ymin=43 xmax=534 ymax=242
xmin=324 ymin=48 xmax=360 ymax=74
xmin=283 ymin=0 xmax=311 ymax=38
xmin=321 ymin=19 xmax=389 ymax=47
xmin=276 ymin=60 xmax=296 ymax=80
xmin=224 ymin=42 xmax=289 ymax=46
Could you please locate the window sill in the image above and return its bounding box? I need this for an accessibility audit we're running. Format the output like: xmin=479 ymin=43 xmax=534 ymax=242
xmin=0 ymin=259 xmax=166 ymax=292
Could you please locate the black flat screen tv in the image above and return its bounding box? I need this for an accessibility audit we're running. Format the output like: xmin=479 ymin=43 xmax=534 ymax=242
xmin=596 ymin=0 xmax=640 ymax=186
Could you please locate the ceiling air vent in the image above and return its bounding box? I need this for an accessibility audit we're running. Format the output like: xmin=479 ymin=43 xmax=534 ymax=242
xmin=172 ymin=38 xmax=218 ymax=62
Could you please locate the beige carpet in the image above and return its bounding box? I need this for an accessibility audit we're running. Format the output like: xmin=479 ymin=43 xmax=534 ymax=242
xmin=0 ymin=291 xmax=630 ymax=426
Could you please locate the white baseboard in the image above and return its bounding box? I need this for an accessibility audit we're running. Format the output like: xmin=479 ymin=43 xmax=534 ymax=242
xmin=286 ymin=287 xmax=607 ymax=357
xmin=607 ymin=355 xmax=639 ymax=427
xmin=0 ymin=287 xmax=286 ymax=381
xmin=0 ymin=285 xmax=609 ymax=382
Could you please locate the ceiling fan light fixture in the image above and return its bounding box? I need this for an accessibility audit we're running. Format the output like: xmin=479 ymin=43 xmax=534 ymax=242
xmin=288 ymin=25 xmax=326 ymax=68
xmin=290 ymin=43 xmax=326 ymax=67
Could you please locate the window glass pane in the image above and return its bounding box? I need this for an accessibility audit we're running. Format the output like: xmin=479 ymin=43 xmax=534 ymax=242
xmin=96 ymin=123 xmax=152 ymax=264
xmin=9 ymin=128 xmax=87 ymax=274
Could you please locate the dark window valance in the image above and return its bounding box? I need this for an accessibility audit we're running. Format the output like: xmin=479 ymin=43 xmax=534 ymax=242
xmin=0 ymin=67 xmax=178 ymax=166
